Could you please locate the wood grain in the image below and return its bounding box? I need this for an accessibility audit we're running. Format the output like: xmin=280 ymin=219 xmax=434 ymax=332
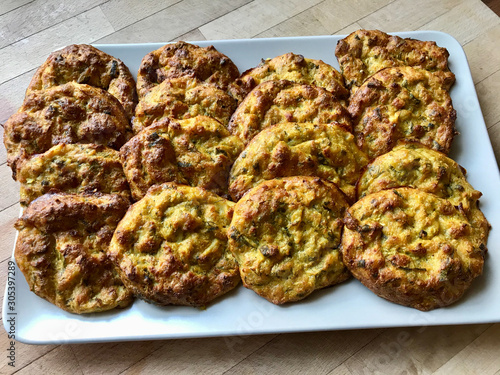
xmin=0 ymin=0 xmax=499 ymax=374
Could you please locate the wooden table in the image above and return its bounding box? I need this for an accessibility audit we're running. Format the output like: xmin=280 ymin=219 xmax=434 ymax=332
xmin=1 ymin=0 xmax=499 ymax=373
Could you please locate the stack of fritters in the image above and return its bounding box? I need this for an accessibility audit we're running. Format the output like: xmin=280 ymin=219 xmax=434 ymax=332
xmin=4 ymin=31 xmax=491 ymax=313
xmin=4 ymin=44 xmax=137 ymax=314
xmin=333 ymin=30 xmax=488 ymax=310
xmin=335 ymin=29 xmax=457 ymax=159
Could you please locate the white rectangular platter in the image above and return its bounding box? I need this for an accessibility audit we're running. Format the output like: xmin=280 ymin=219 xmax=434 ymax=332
xmin=4 ymin=31 xmax=500 ymax=344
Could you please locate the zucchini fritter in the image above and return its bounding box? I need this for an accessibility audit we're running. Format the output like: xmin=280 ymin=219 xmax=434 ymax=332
xmin=17 ymin=144 xmax=130 ymax=207
xmin=136 ymin=41 xmax=240 ymax=98
xmin=335 ymin=29 xmax=454 ymax=91
xmin=133 ymin=76 xmax=237 ymax=133
xmin=26 ymin=44 xmax=137 ymax=118
xmin=14 ymin=193 xmax=132 ymax=314
xmin=357 ymin=141 xmax=490 ymax=251
xmin=228 ymin=52 xmax=349 ymax=102
xmin=3 ymin=82 xmax=133 ymax=178
xmin=228 ymin=80 xmax=352 ymax=145
xmin=342 ymin=188 xmax=486 ymax=311
xmin=228 ymin=177 xmax=350 ymax=304
xmin=121 ymin=116 xmax=244 ymax=201
xmin=109 ymin=183 xmax=239 ymax=307
xmin=348 ymin=66 xmax=456 ymax=159
xmin=229 ymin=122 xmax=367 ymax=202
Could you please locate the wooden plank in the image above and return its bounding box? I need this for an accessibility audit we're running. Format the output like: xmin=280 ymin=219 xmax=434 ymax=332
xmin=223 ymin=329 xmax=384 ymax=374
xmin=486 ymin=121 xmax=500 ymax=167
xmin=0 ymin=69 xmax=34 ymax=127
xmin=476 ymin=69 xmax=500 ymax=128
xmin=14 ymin=345 xmax=81 ymax=375
xmin=335 ymin=22 xmax=366 ymax=37
xmin=0 ymin=324 xmax=58 ymax=375
xmin=0 ymin=0 xmax=107 ymax=49
xmin=68 ymin=341 xmax=165 ymax=374
xmin=173 ymin=28 xmax=207 ymax=42
xmin=482 ymin=0 xmax=500 ymax=15
xmin=95 ymin=0 xmax=252 ymax=44
xmin=0 ymin=165 xmax=19 ymax=213
xmin=419 ymin=0 xmax=500 ymax=45
xmin=100 ymin=0 xmax=180 ymax=31
xmin=463 ymin=23 xmax=500 ymax=84
xmin=433 ymin=324 xmax=500 ymax=374
xmin=328 ymin=363 xmax=354 ymax=375
xmin=0 ymin=203 xmax=20 ymax=263
xmin=310 ymin=0 xmax=393 ymax=34
xmin=0 ymin=7 xmax=115 ymax=84
xmin=341 ymin=324 xmax=491 ymax=374
xmin=0 ymin=0 xmax=33 ymax=16
xmin=199 ymin=0 xmax=324 ymax=40
xmin=255 ymin=9 xmax=331 ymax=38
xmin=120 ymin=334 xmax=278 ymax=374
xmin=359 ymin=0 xmax=464 ymax=32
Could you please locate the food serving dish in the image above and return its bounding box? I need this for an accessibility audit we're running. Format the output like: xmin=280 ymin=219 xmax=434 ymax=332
xmin=3 ymin=31 xmax=500 ymax=344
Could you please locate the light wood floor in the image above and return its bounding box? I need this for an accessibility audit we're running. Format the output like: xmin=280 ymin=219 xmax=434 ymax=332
xmin=1 ymin=1 xmax=500 ymax=374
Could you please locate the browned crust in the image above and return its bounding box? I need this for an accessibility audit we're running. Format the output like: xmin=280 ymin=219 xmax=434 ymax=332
xmin=335 ymin=29 xmax=455 ymax=90
xmin=348 ymin=66 xmax=456 ymax=159
xmin=228 ymin=177 xmax=350 ymax=304
xmin=341 ymin=188 xmax=486 ymax=311
xmin=136 ymin=41 xmax=240 ymax=98
xmin=14 ymin=193 xmax=133 ymax=314
xmin=3 ymin=82 xmax=133 ymax=179
xmin=228 ymin=52 xmax=349 ymax=103
xmin=228 ymin=122 xmax=367 ymax=202
xmin=108 ymin=183 xmax=239 ymax=307
xmin=16 ymin=143 xmax=131 ymax=206
xmin=228 ymin=80 xmax=352 ymax=145
xmin=120 ymin=116 xmax=244 ymax=201
xmin=27 ymin=44 xmax=138 ymax=118
xmin=132 ymin=76 xmax=238 ymax=133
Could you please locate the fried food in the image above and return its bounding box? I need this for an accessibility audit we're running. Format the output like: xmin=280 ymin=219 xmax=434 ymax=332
xmin=229 ymin=122 xmax=367 ymax=202
xmin=335 ymin=29 xmax=455 ymax=91
xmin=348 ymin=66 xmax=456 ymax=159
xmin=136 ymin=41 xmax=240 ymax=98
xmin=4 ymin=82 xmax=133 ymax=178
xmin=121 ymin=116 xmax=244 ymax=201
xmin=228 ymin=177 xmax=350 ymax=304
xmin=228 ymin=52 xmax=349 ymax=102
xmin=14 ymin=193 xmax=132 ymax=314
xmin=342 ymin=188 xmax=486 ymax=311
xmin=26 ymin=44 xmax=137 ymax=118
xmin=132 ymin=76 xmax=237 ymax=133
xmin=228 ymin=80 xmax=352 ymax=145
xmin=109 ymin=183 xmax=239 ymax=307
xmin=17 ymin=143 xmax=130 ymax=207
xmin=356 ymin=141 xmax=490 ymax=250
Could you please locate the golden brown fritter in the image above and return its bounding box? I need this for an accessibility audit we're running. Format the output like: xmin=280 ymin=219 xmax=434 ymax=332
xmin=14 ymin=193 xmax=133 ymax=314
xmin=136 ymin=41 xmax=240 ymax=98
xmin=132 ymin=76 xmax=237 ymax=133
xmin=228 ymin=52 xmax=349 ymax=103
xmin=17 ymin=143 xmax=131 ymax=207
xmin=27 ymin=44 xmax=137 ymax=118
xmin=228 ymin=80 xmax=352 ymax=145
xmin=121 ymin=116 xmax=244 ymax=201
xmin=228 ymin=177 xmax=350 ymax=304
xmin=335 ymin=29 xmax=455 ymax=91
xmin=348 ymin=66 xmax=456 ymax=159
xmin=4 ymin=82 xmax=133 ymax=179
xmin=229 ymin=122 xmax=367 ymax=202
xmin=356 ymin=141 xmax=490 ymax=250
xmin=108 ymin=183 xmax=239 ymax=307
xmin=341 ymin=188 xmax=487 ymax=311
